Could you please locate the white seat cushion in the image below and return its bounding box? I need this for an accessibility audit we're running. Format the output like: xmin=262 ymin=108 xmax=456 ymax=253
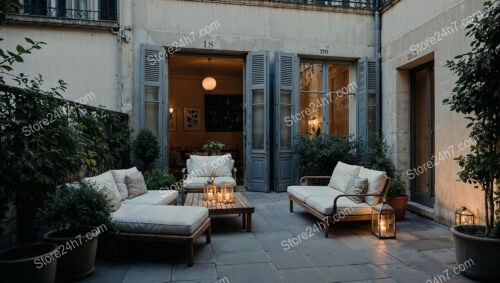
xmin=183 ymin=176 xmax=236 ymax=190
xmin=111 ymin=204 xmax=208 ymax=235
xmin=305 ymin=195 xmax=372 ymax=216
xmin=358 ymin=167 xmax=387 ymax=205
xmin=122 ymin=190 xmax=178 ymax=205
xmin=111 ymin=167 xmax=140 ymax=200
xmin=187 ymin=154 xmax=234 ymax=177
xmin=328 ymin=162 xmax=362 ymax=192
xmin=287 ymin=186 xmax=339 ymax=202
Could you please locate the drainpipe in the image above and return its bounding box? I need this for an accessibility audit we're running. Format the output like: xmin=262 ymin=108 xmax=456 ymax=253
xmin=374 ymin=1 xmax=382 ymax=133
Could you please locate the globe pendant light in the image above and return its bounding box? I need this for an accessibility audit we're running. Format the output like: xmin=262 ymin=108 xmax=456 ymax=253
xmin=202 ymin=58 xmax=217 ymax=91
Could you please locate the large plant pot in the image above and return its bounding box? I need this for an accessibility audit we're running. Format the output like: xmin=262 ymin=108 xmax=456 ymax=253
xmin=44 ymin=229 xmax=98 ymax=281
xmin=0 ymin=242 xmax=58 ymax=283
xmin=387 ymin=195 xmax=409 ymax=221
xmin=450 ymin=225 xmax=500 ymax=281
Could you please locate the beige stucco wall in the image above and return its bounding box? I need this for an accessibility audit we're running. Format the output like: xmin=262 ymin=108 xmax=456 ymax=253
xmin=381 ymin=0 xmax=488 ymax=225
xmin=0 ymin=25 xmax=118 ymax=110
xmin=121 ymin=0 xmax=375 ymax=128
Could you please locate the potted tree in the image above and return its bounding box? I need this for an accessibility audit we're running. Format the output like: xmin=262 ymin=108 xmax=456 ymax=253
xmin=38 ymin=181 xmax=112 ymax=281
xmin=133 ymin=128 xmax=160 ymax=170
xmin=444 ymin=1 xmax=500 ymax=280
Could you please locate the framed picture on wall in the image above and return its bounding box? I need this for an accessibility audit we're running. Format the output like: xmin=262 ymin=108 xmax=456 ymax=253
xmin=183 ymin=107 xmax=202 ymax=131
xmin=169 ymin=110 xmax=176 ymax=132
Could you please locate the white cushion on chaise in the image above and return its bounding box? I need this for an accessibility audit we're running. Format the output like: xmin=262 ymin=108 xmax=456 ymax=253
xmin=112 ymin=204 xmax=209 ymax=235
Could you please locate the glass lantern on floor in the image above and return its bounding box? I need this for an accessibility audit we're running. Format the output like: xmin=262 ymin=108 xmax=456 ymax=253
xmin=203 ymin=173 xmax=217 ymax=202
xmin=220 ymin=183 xmax=235 ymax=204
xmin=455 ymin=206 xmax=474 ymax=225
xmin=371 ymin=202 xmax=396 ymax=239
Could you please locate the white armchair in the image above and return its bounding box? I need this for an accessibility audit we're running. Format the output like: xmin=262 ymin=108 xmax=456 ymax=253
xmin=181 ymin=154 xmax=237 ymax=198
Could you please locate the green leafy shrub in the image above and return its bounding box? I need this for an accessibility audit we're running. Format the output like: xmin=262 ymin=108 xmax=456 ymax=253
xmin=37 ymin=181 xmax=112 ymax=231
xmin=133 ymin=128 xmax=160 ymax=170
xmin=295 ymin=134 xmax=359 ymax=176
xmin=367 ymin=133 xmax=407 ymax=197
xmin=144 ymin=170 xmax=177 ymax=190
xmin=368 ymin=133 xmax=395 ymax=178
xmin=202 ymin=140 xmax=225 ymax=155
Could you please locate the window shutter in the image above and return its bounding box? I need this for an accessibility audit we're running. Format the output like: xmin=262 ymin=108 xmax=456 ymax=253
xmin=99 ymin=0 xmax=117 ymax=21
xmin=140 ymin=44 xmax=165 ymax=167
xmin=274 ymin=52 xmax=299 ymax=191
xmin=357 ymin=57 xmax=378 ymax=161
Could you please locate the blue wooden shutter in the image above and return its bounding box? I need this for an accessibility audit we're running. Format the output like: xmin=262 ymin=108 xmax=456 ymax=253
xmin=356 ymin=57 xmax=378 ymax=161
xmin=274 ymin=52 xmax=299 ymax=191
xmin=140 ymin=44 xmax=166 ymax=168
xmin=244 ymin=52 xmax=270 ymax=192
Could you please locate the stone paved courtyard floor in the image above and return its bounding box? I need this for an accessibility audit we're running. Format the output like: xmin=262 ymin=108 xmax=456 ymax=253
xmin=84 ymin=192 xmax=479 ymax=283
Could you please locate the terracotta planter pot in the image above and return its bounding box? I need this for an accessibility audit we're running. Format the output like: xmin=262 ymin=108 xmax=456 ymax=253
xmin=0 ymin=242 xmax=58 ymax=283
xmin=451 ymin=225 xmax=500 ymax=281
xmin=44 ymin=229 xmax=98 ymax=281
xmin=387 ymin=195 xmax=409 ymax=221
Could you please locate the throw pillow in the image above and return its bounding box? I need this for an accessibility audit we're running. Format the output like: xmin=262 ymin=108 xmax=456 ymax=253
xmin=111 ymin=167 xmax=140 ymax=200
xmin=125 ymin=171 xmax=148 ymax=198
xmin=344 ymin=176 xmax=369 ymax=203
xmin=328 ymin=161 xmax=362 ymax=192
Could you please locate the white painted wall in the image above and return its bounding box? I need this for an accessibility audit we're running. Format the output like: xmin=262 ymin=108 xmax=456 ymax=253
xmin=0 ymin=26 xmax=118 ymax=110
xmin=381 ymin=0 xmax=488 ymax=225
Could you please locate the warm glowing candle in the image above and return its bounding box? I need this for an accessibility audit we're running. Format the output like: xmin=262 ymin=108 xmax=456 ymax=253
xmin=380 ymin=219 xmax=386 ymax=237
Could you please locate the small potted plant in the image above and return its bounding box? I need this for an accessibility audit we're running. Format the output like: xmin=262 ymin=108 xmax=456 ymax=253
xmin=38 ymin=181 xmax=113 ymax=281
xmin=387 ymin=170 xmax=409 ymax=221
xmin=202 ymin=140 xmax=225 ymax=155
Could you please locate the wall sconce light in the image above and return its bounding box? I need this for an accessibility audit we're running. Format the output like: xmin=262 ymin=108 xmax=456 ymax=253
xmin=455 ymin=206 xmax=474 ymax=225
xmin=169 ymin=107 xmax=174 ymax=119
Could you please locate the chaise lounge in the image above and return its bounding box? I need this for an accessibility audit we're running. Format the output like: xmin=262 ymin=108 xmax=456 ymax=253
xmin=78 ymin=167 xmax=211 ymax=266
xmin=288 ymin=161 xmax=391 ymax=237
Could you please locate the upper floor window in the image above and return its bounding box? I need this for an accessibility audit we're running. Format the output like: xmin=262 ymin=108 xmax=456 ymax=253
xmin=20 ymin=0 xmax=117 ymax=21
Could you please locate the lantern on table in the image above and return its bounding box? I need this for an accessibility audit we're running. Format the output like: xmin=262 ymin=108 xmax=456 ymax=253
xmin=455 ymin=206 xmax=474 ymax=225
xmin=371 ymin=202 xmax=396 ymax=239
xmin=220 ymin=183 xmax=235 ymax=203
xmin=203 ymin=173 xmax=217 ymax=202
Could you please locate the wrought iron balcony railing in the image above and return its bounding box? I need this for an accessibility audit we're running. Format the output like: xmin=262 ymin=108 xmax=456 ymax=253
xmin=270 ymin=0 xmax=375 ymax=9
xmin=18 ymin=1 xmax=117 ymax=21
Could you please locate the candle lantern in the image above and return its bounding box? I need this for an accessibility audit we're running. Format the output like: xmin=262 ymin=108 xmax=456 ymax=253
xmin=371 ymin=202 xmax=396 ymax=239
xmin=221 ymin=183 xmax=235 ymax=203
xmin=203 ymin=174 xmax=217 ymax=202
xmin=455 ymin=206 xmax=474 ymax=225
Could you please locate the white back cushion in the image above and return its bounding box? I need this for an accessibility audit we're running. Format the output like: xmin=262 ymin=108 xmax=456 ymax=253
xmin=84 ymin=171 xmax=122 ymax=211
xmin=328 ymin=161 xmax=362 ymax=192
xmin=358 ymin=167 xmax=387 ymax=205
xmin=111 ymin=167 xmax=140 ymax=200
xmin=188 ymin=154 xmax=234 ymax=177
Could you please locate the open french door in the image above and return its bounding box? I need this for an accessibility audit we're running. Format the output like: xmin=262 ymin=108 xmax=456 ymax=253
xmin=244 ymin=52 xmax=270 ymax=192
xmin=273 ymin=53 xmax=299 ymax=191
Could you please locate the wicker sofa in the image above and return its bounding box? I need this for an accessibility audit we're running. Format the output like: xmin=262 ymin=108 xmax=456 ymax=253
xmin=288 ymin=162 xmax=391 ymax=238
xmin=77 ymin=167 xmax=211 ymax=266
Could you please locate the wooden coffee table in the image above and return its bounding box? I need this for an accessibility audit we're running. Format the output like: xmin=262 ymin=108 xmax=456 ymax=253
xmin=184 ymin=192 xmax=255 ymax=232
